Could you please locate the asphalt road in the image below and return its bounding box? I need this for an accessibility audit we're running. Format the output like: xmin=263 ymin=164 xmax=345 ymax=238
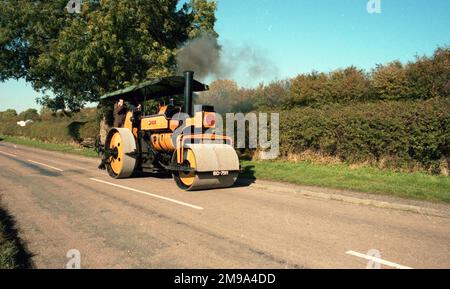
xmin=0 ymin=141 xmax=449 ymax=269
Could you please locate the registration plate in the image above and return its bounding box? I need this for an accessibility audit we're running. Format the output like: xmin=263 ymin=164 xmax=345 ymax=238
xmin=213 ymin=170 xmax=229 ymax=176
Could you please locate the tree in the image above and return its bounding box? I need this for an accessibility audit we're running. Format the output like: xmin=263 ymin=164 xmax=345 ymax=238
xmin=372 ymin=61 xmax=411 ymax=100
xmin=39 ymin=107 xmax=56 ymax=121
xmin=246 ymin=80 xmax=290 ymax=111
xmin=406 ymin=47 xmax=450 ymax=99
xmin=328 ymin=67 xmax=371 ymax=103
xmin=289 ymin=72 xmax=330 ymax=107
xmin=430 ymin=47 xmax=450 ymax=98
xmin=188 ymin=0 xmax=218 ymax=38
xmin=0 ymin=109 xmax=18 ymax=121
xmin=18 ymin=108 xmax=40 ymax=121
xmin=0 ymin=0 xmax=218 ymax=111
xmin=196 ymin=79 xmax=239 ymax=113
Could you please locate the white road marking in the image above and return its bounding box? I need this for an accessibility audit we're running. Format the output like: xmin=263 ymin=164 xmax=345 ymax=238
xmin=0 ymin=150 xmax=17 ymax=157
xmin=42 ymin=159 xmax=92 ymax=172
xmin=89 ymin=178 xmax=204 ymax=210
xmin=27 ymin=160 xmax=64 ymax=172
xmin=346 ymin=250 xmax=413 ymax=269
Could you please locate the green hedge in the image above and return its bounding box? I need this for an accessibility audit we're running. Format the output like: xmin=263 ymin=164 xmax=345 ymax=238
xmin=0 ymin=118 xmax=99 ymax=144
xmin=279 ymin=98 xmax=450 ymax=173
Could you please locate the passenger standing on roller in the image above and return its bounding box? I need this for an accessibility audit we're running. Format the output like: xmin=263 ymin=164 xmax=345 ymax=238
xmin=113 ymin=98 xmax=127 ymax=128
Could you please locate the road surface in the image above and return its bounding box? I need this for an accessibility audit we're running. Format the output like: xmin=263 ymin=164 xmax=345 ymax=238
xmin=0 ymin=141 xmax=449 ymax=269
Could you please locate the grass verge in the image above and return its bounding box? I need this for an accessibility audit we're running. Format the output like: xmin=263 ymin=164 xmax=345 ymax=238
xmin=241 ymin=160 xmax=450 ymax=203
xmin=0 ymin=220 xmax=18 ymax=269
xmin=0 ymin=202 xmax=33 ymax=269
xmin=0 ymin=135 xmax=98 ymax=158
xmin=1 ymin=134 xmax=449 ymax=203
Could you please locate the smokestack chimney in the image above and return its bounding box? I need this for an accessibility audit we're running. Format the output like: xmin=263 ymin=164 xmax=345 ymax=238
xmin=184 ymin=71 xmax=194 ymax=116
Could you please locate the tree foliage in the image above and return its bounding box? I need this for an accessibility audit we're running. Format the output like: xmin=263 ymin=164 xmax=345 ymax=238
xmin=328 ymin=67 xmax=371 ymax=103
xmin=196 ymin=79 xmax=239 ymax=113
xmin=372 ymin=61 xmax=411 ymax=100
xmin=406 ymin=47 xmax=450 ymax=100
xmin=0 ymin=109 xmax=18 ymax=121
xmin=18 ymin=108 xmax=40 ymax=121
xmin=288 ymin=71 xmax=331 ymax=106
xmin=188 ymin=0 xmax=218 ymax=38
xmin=0 ymin=0 xmax=218 ymax=111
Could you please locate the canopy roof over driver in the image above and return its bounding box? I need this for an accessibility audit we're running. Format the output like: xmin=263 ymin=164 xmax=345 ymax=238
xmin=100 ymin=76 xmax=209 ymax=102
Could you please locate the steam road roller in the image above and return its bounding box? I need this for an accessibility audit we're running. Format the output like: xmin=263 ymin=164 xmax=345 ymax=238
xmin=97 ymin=71 xmax=240 ymax=190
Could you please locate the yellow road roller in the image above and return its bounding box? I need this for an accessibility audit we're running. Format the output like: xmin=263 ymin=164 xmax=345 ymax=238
xmin=97 ymin=71 xmax=240 ymax=190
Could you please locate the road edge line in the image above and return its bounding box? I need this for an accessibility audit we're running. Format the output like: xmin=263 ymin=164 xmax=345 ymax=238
xmin=0 ymin=150 xmax=18 ymax=157
xmin=89 ymin=178 xmax=204 ymax=210
xmin=27 ymin=160 xmax=64 ymax=172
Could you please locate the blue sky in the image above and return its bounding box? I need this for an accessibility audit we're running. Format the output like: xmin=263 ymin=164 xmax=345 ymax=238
xmin=1 ymin=0 xmax=449 ymax=112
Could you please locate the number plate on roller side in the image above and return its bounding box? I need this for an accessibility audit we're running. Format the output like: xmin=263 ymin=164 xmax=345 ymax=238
xmin=213 ymin=171 xmax=229 ymax=176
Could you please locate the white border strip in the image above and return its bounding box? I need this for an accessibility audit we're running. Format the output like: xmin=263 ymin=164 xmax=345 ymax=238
xmin=28 ymin=160 xmax=64 ymax=172
xmin=90 ymin=178 xmax=204 ymax=210
xmin=0 ymin=150 xmax=17 ymax=157
xmin=346 ymin=250 xmax=413 ymax=269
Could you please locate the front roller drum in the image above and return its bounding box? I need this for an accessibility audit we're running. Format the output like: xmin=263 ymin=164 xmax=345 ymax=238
xmin=172 ymin=144 xmax=239 ymax=191
xmin=105 ymin=128 xmax=137 ymax=179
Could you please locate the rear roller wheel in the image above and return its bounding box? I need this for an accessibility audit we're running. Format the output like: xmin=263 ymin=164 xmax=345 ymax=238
xmin=105 ymin=128 xmax=137 ymax=179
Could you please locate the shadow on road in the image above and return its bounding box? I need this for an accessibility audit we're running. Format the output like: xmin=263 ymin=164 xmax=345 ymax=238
xmin=132 ymin=171 xmax=172 ymax=179
xmin=0 ymin=205 xmax=34 ymax=268
xmin=233 ymin=162 xmax=256 ymax=188
xmin=130 ymin=167 xmax=257 ymax=188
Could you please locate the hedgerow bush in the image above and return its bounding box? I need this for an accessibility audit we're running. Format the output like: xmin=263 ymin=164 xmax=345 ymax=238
xmin=0 ymin=109 xmax=99 ymax=144
xmin=279 ymin=98 xmax=450 ymax=173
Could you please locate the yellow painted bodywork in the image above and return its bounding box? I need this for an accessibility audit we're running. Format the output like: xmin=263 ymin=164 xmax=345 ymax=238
xmin=178 ymin=149 xmax=197 ymax=186
xmin=150 ymin=133 xmax=175 ymax=152
xmin=124 ymin=111 xmax=133 ymax=131
xmin=184 ymin=112 xmax=203 ymax=128
xmin=118 ymin=105 xmax=227 ymax=165
xmin=141 ymin=115 xmax=169 ymax=130
xmin=124 ymin=111 xmax=138 ymax=138
xmin=108 ymin=130 xmax=124 ymax=175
